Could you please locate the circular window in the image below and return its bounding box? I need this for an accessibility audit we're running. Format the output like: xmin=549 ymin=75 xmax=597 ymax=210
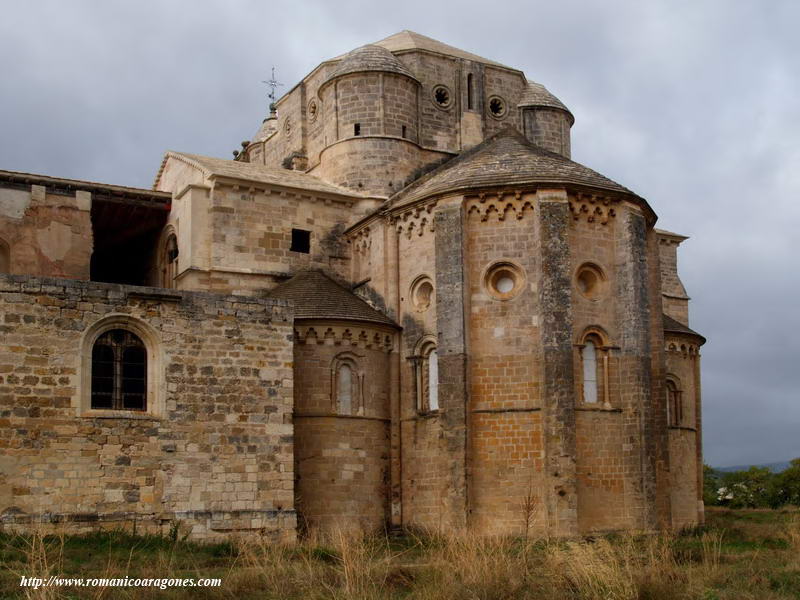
xmin=411 ymin=276 xmax=435 ymax=311
xmin=432 ymin=85 xmax=452 ymax=109
xmin=308 ymin=99 xmax=319 ymax=123
xmin=576 ymin=263 xmax=606 ymax=300
xmin=484 ymin=262 xmax=524 ymax=300
xmin=488 ymin=95 xmax=507 ymax=119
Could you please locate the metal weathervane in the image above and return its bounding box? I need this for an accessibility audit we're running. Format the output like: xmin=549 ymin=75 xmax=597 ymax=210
xmin=261 ymin=67 xmax=283 ymax=113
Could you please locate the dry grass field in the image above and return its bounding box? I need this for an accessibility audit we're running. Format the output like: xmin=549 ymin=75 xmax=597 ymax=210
xmin=1 ymin=508 xmax=798 ymax=599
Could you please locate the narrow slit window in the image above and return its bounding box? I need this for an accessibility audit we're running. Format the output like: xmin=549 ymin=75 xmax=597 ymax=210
xmin=582 ymin=340 xmax=598 ymax=403
xmin=162 ymin=234 xmax=178 ymax=288
xmin=91 ymin=329 xmax=147 ymax=411
xmin=354 ymin=123 xmax=361 ymax=136
xmin=290 ymin=228 xmax=311 ymax=253
xmin=467 ymin=74 xmax=474 ymax=110
xmin=0 ymin=239 xmax=9 ymax=273
xmin=337 ymin=364 xmax=353 ymax=415
xmin=428 ymin=349 xmax=439 ymax=411
xmin=667 ymin=380 xmax=683 ymax=426
xmin=401 ymin=125 xmax=407 ymax=138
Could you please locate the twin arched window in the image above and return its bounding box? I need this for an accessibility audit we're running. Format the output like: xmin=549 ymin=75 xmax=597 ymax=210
xmin=91 ymin=329 xmax=147 ymax=411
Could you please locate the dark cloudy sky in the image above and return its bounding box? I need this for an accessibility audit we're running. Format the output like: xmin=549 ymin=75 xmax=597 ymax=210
xmin=1 ymin=1 xmax=797 ymax=468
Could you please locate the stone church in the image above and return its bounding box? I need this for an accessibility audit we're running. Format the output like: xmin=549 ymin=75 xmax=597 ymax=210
xmin=0 ymin=31 xmax=705 ymax=540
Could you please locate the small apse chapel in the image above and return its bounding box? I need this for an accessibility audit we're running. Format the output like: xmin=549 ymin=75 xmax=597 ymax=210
xmin=0 ymin=31 xmax=705 ymax=540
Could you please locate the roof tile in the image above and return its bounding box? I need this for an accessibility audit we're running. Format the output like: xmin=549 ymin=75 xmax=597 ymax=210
xmin=265 ymin=270 xmax=398 ymax=327
xmin=390 ymin=127 xmax=638 ymax=207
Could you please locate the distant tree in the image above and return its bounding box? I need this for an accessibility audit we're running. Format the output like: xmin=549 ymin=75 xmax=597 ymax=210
xmin=703 ymin=464 xmax=721 ymax=506
xmin=719 ymin=467 xmax=774 ymax=508
xmin=769 ymin=458 xmax=800 ymax=507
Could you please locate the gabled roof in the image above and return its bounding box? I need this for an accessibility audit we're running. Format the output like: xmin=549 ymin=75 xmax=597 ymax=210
xmin=265 ymin=270 xmax=398 ymax=328
xmin=663 ymin=314 xmax=706 ymax=344
xmin=389 ymin=127 xmax=641 ymax=208
xmin=334 ymin=30 xmax=514 ymax=70
xmin=155 ymin=152 xmax=360 ymax=199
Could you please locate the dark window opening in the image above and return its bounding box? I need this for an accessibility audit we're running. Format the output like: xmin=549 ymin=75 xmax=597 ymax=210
xmin=401 ymin=125 xmax=407 ymax=138
xmin=290 ymin=228 xmax=311 ymax=253
xmin=467 ymin=74 xmax=474 ymax=110
xmin=162 ymin=234 xmax=179 ymax=288
xmin=166 ymin=236 xmax=179 ymax=262
xmin=0 ymin=239 xmax=9 ymax=273
xmin=489 ymin=97 xmax=505 ymax=117
xmin=90 ymin=194 xmax=169 ymax=286
xmin=354 ymin=123 xmax=361 ymax=136
xmin=91 ymin=329 xmax=147 ymax=411
xmin=434 ymin=86 xmax=451 ymax=107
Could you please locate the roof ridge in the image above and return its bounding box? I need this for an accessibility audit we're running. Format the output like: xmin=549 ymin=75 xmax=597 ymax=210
xmin=371 ymin=30 xmax=514 ymax=70
xmin=155 ymin=151 xmax=363 ymax=198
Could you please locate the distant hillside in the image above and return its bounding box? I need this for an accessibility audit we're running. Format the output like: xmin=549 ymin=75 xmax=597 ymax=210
xmin=715 ymin=461 xmax=791 ymax=473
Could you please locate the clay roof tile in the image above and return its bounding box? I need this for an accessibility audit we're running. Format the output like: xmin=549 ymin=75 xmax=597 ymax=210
xmin=265 ymin=270 xmax=398 ymax=328
xmin=326 ymin=44 xmax=418 ymax=84
xmin=663 ymin=314 xmax=706 ymax=344
xmin=390 ymin=127 xmax=639 ymax=207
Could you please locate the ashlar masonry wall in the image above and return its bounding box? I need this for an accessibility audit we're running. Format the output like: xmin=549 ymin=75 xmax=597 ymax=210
xmin=0 ymin=275 xmax=296 ymax=541
xmin=292 ymin=320 xmax=395 ymax=533
xmin=0 ymin=183 xmax=92 ymax=280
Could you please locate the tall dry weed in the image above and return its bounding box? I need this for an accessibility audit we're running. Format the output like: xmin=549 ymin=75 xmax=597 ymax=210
xmin=699 ymin=530 xmax=723 ymax=578
xmin=781 ymin=514 xmax=800 ymax=568
xmin=12 ymin=529 xmax=64 ymax=600
xmin=410 ymin=531 xmax=537 ymax=600
xmin=545 ymin=533 xmax=688 ymax=600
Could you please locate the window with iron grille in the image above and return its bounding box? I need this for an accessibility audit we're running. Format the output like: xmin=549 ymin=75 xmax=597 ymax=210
xmin=91 ymin=329 xmax=147 ymax=411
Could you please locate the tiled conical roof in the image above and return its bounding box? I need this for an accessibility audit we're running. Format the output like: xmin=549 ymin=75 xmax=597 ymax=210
xmin=518 ymin=81 xmax=574 ymax=124
xmin=663 ymin=314 xmax=706 ymax=344
xmin=390 ymin=127 xmax=640 ymax=207
xmin=265 ymin=270 xmax=398 ymax=327
xmin=326 ymin=44 xmax=417 ymax=84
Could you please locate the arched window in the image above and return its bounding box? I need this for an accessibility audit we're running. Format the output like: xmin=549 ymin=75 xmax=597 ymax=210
xmin=331 ymin=353 xmax=362 ymax=415
xmin=582 ymin=339 xmax=598 ymax=404
xmin=91 ymin=329 xmax=147 ymax=411
xmin=666 ymin=378 xmax=683 ymax=427
xmin=428 ymin=349 xmax=439 ymax=411
xmin=579 ymin=330 xmax=613 ymax=407
xmin=414 ymin=338 xmax=439 ymax=413
xmin=337 ymin=363 xmax=354 ymax=415
xmin=161 ymin=233 xmax=178 ymax=289
xmin=0 ymin=238 xmax=9 ymax=274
